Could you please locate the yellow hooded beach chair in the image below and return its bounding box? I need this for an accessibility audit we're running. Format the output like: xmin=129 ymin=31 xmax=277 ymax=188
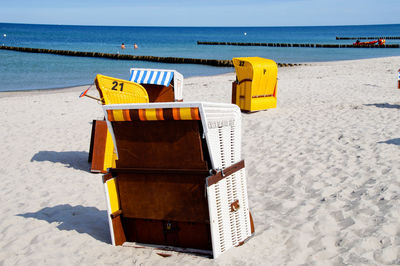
xmin=94 ymin=74 xmax=149 ymax=105
xmin=232 ymin=57 xmax=278 ymax=112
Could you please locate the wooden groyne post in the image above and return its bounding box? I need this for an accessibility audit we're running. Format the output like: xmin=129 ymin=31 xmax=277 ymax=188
xmin=197 ymin=41 xmax=400 ymax=48
xmin=336 ymin=36 xmax=400 ymax=40
xmin=0 ymin=46 xmax=233 ymax=67
xmin=0 ymin=45 xmax=301 ymax=67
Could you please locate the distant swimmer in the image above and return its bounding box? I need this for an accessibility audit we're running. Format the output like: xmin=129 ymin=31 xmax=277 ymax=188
xmin=121 ymin=43 xmax=126 ymax=49
xmin=134 ymin=43 xmax=138 ymax=49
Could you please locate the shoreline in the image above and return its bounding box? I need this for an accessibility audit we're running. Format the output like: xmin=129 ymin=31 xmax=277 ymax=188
xmin=0 ymin=84 xmax=90 ymax=98
xmin=2 ymin=55 xmax=400 ymax=96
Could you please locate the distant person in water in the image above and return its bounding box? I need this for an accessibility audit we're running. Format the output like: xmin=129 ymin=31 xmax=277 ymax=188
xmin=121 ymin=43 xmax=126 ymax=49
xmin=134 ymin=43 xmax=138 ymax=49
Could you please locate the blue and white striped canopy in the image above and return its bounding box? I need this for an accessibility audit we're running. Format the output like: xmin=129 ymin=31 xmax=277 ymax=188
xmin=129 ymin=69 xmax=174 ymax=87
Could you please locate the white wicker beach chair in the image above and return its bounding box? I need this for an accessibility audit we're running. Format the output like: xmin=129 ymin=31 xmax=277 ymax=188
xmin=102 ymin=102 xmax=253 ymax=258
xmin=129 ymin=68 xmax=183 ymax=102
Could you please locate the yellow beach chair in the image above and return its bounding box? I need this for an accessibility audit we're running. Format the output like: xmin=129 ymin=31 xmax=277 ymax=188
xmin=232 ymin=57 xmax=278 ymax=112
xmin=95 ymin=74 xmax=149 ymax=105
xmin=88 ymin=74 xmax=149 ymax=173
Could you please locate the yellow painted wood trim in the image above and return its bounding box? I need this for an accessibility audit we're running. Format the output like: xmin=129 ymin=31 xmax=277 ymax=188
xmin=106 ymin=178 xmax=120 ymax=213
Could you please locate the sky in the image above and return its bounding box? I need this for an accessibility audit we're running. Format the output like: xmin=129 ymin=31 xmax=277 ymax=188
xmin=0 ymin=0 xmax=399 ymax=27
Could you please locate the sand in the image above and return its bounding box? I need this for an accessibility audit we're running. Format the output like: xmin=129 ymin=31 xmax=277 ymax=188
xmin=1 ymin=56 xmax=400 ymax=265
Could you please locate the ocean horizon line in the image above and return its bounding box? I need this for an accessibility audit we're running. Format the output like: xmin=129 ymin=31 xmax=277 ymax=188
xmin=1 ymin=21 xmax=400 ymax=28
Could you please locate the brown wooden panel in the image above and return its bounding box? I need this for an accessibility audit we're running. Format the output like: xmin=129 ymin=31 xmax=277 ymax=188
xmin=232 ymin=82 xmax=237 ymax=104
xmin=111 ymin=168 xmax=209 ymax=175
xmin=175 ymin=221 xmax=212 ymax=250
xmin=91 ymin=120 xmax=108 ymax=172
xmin=124 ymin=218 xmax=165 ymax=244
xmin=112 ymin=215 xmax=126 ymax=246
xmin=249 ymin=211 xmax=255 ymax=234
xmin=88 ymin=120 xmax=97 ymax=163
xmin=113 ymin=120 xmax=208 ymax=170
xmin=117 ymin=172 xmax=210 ymax=222
xmin=142 ymin=84 xmax=174 ymax=102
xmin=122 ymin=218 xmax=212 ymax=250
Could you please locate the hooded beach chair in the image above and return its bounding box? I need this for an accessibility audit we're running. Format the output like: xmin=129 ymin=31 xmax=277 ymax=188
xmin=94 ymin=74 xmax=149 ymax=105
xmin=232 ymin=57 xmax=278 ymax=112
xmin=88 ymin=74 xmax=149 ymax=173
xmin=129 ymin=68 xmax=183 ymax=102
xmin=102 ymin=102 xmax=254 ymax=258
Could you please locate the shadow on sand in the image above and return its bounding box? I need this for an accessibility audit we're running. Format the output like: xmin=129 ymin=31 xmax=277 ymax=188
xmin=31 ymin=151 xmax=90 ymax=172
xmin=378 ymin=138 xmax=400 ymax=146
xmin=17 ymin=204 xmax=110 ymax=244
xmin=364 ymin=103 xmax=400 ymax=109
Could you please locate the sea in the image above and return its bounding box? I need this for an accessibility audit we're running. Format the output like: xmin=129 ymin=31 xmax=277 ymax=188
xmin=1 ymin=23 xmax=400 ymax=92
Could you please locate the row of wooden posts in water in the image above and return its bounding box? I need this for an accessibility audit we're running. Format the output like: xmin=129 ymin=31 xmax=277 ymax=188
xmin=336 ymin=36 xmax=400 ymax=40
xmin=0 ymin=45 xmax=301 ymax=67
xmin=197 ymin=41 xmax=400 ymax=48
